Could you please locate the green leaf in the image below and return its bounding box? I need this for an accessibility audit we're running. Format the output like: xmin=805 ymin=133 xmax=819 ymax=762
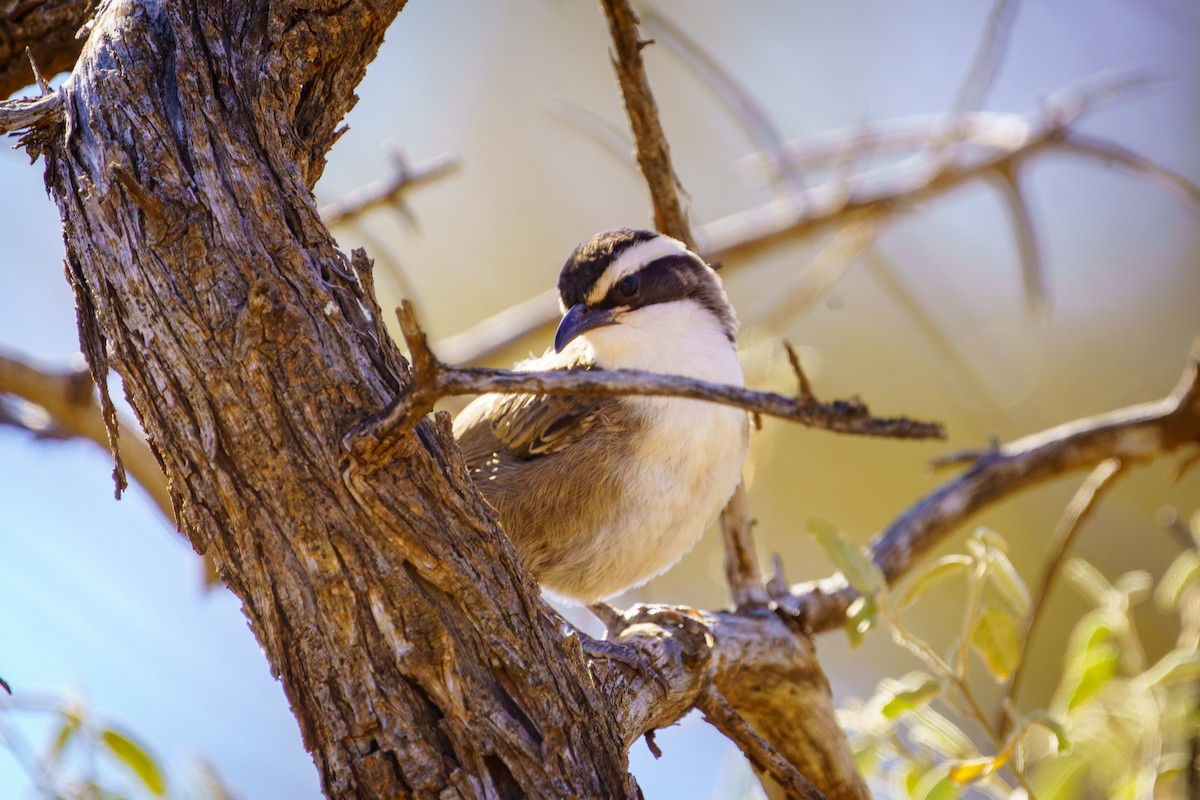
xmin=844 ymin=594 xmax=877 ymax=649
xmin=898 ymin=555 xmax=972 ymax=609
xmin=809 ymin=517 xmax=885 ymax=596
xmin=948 ymin=752 xmax=1009 ymax=785
xmin=910 ymin=768 xmax=962 ymax=800
xmin=969 ymin=602 xmax=1021 ymax=681
xmin=985 ymin=548 xmax=1031 ymax=617
xmin=48 ymin=709 xmax=81 ymax=764
xmin=1064 ymin=642 xmax=1119 ymax=711
xmin=881 ymin=673 xmax=943 ymax=719
xmin=1155 ymin=549 xmax=1200 ymax=611
xmin=100 ymin=728 xmax=166 ymax=796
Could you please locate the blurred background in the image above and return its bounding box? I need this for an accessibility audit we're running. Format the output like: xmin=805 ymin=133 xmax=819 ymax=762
xmin=1 ymin=1 xmax=1197 ymax=797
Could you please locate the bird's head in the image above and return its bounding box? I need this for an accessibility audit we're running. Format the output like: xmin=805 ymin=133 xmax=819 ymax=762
xmin=553 ymin=229 xmax=738 ymax=365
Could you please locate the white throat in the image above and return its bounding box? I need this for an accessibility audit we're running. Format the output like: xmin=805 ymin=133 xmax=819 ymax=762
xmin=580 ymin=300 xmax=743 ymax=386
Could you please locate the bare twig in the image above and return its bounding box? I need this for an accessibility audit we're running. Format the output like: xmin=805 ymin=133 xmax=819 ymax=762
xmin=318 ymin=150 xmax=458 ymax=227
xmin=780 ymin=341 xmax=1200 ymax=633
xmin=755 ymin=211 xmax=880 ymax=328
xmin=25 ymin=46 xmax=50 ymax=96
xmin=1051 ymin=131 xmax=1200 ymax=208
xmin=346 ymin=301 xmax=945 ymax=452
xmin=991 ymin=163 xmax=1047 ymax=317
xmin=435 ymin=288 xmax=560 ymax=366
xmin=719 ymin=482 xmax=768 ymax=607
xmin=697 ymin=687 xmax=828 ymax=800
xmin=953 ymin=0 xmax=1020 ymax=112
xmin=640 ymin=7 xmax=801 ymax=194
xmin=0 ymin=351 xmax=174 ymax=520
xmin=703 ymin=73 xmax=1190 ymax=262
xmin=546 ymin=98 xmax=635 ymax=167
xmin=999 ymin=457 xmax=1124 ymax=734
xmin=434 ymin=73 xmax=1193 ymax=367
xmin=598 ymin=0 xmax=694 ymax=248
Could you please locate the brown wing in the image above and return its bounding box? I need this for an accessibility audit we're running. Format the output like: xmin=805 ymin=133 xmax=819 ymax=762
xmin=453 ymin=383 xmax=622 ymax=464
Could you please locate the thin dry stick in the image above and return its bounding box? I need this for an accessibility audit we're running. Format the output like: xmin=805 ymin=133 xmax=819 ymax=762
xmin=991 ymin=163 xmax=1047 ymax=317
xmin=598 ymin=0 xmax=694 ymax=249
xmin=719 ymin=482 xmax=769 ymax=607
xmin=348 ymin=302 xmax=945 ymax=450
xmin=640 ymin=6 xmax=802 ymax=194
xmin=952 ymin=0 xmax=1020 ymax=112
xmin=697 ymin=687 xmax=828 ymax=800
xmin=318 ymin=151 xmax=458 ymax=227
xmin=998 ymin=457 xmax=1124 ymax=734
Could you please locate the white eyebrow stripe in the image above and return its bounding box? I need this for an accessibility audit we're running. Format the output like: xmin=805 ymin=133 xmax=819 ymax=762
xmin=586 ymin=234 xmax=693 ymax=305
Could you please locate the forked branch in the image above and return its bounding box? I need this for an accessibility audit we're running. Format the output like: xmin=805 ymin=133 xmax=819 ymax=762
xmin=775 ymin=341 xmax=1200 ymax=633
xmin=344 ymin=300 xmax=945 ymax=457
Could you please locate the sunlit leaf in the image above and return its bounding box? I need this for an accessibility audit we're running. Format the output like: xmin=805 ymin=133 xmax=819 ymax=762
xmin=948 ymin=754 xmax=1006 ymax=785
xmin=909 ymin=709 xmax=975 ymax=758
xmin=1154 ymin=549 xmax=1200 ymax=611
xmin=898 ymin=555 xmax=972 ymax=609
xmin=985 ymin=548 xmax=1031 ymax=616
xmin=1141 ymin=649 xmax=1200 ymax=686
xmin=48 ymin=708 xmax=81 ymax=764
xmin=949 ymin=733 xmax=1017 ymax=786
xmin=852 ymin=740 xmax=881 ymax=775
xmin=911 ymin=768 xmax=962 ymax=800
xmin=1063 ymin=642 xmax=1119 ymax=711
xmin=975 ymin=527 xmax=1010 ymax=554
xmin=844 ymin=594 xmax=877 ymax=649
xmin=809 ymin=517 xmax=885 ymax=596
xmin=969 ymin=602 xmax=1020 ymax=681
xmin=881 ymin=673 xmax=942 ymax=719
xmin=1114 ymin=571 xmax=1152 ymax=603
xmin=1064 ymin=559 xmax=1113 ymax=607
xmin=100 ymin=728 xmax=166 ymax=796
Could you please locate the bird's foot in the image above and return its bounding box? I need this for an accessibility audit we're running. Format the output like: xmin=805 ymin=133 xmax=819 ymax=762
xmin=578 ymin=634 xmax=669 ymax=695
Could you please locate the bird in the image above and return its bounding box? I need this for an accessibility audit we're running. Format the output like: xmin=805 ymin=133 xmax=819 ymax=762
xmin=453 ymin=228 xmax=750 ymax=603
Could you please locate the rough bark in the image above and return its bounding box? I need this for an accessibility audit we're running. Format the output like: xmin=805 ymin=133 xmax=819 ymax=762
xmin=38 ymin=2 xmax=630 ymax=797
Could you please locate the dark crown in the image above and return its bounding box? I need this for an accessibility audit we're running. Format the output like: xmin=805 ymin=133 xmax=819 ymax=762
xmin=557 ymin=228 xmax=738 ymax=342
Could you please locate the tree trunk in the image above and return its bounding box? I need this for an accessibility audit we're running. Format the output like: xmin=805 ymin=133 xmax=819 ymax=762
xmin=40 ymin=2 xmax=631 ymax=796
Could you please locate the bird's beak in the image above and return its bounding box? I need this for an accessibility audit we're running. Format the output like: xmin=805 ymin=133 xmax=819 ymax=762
xmin=554 ymin=303 xmax=621 ymax=353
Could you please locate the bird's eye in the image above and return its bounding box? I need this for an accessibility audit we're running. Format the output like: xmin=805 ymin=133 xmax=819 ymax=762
xmin=617 ymin=275 xmax=640 ymax=299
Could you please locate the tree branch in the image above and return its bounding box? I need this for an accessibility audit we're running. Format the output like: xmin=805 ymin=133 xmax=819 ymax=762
xmin=346 ymin=301 xmax=945 ymax=456
xmin=697 ymin=686 xmax=828 ymax=800
xmin=776 ymin=341 xmax=1200 ymax=633
xmin=430 ymin=72 xmax=1195 ymax=367
xmin=0 ymin=90 xmax=61 ymax=133
xmin=598 ymin=0 xmax=694 ymax=248
xmin=318 ymin=149 xmax=459 ymax=227
xmin=0 ymin=0 xmax=91 ymax=99
xmin=0 ymin=350 xmax=170 ymax=515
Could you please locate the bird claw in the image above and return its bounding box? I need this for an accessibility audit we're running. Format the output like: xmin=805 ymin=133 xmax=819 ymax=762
xmin=579 ymin=634 xmax=669 ymax=695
